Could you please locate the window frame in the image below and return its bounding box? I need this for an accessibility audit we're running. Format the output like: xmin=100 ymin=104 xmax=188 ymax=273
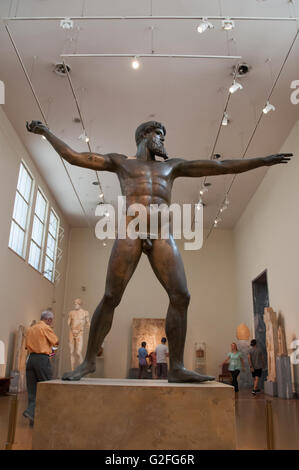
xmin=28 ymin=187 xmax=49 ymax=272
xmin=43 ymin=208 xmax=60 ymax=283
xmin=8 ymin=160 xmax=35 ymax=259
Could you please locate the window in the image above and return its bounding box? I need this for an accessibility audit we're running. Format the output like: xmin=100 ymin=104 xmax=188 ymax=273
xmin=8 ymin=162 xmax=34 ymax=257
xmin=44 ymin=209 xmax=59 ymax=282
xmin=28 ymin=189 xmax=48 ymax=271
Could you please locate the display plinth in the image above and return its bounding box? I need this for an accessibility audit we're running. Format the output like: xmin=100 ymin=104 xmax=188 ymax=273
xmin=264 ymin=380 xmax=278 ymax=397
xmin=32 ymin=378 xmax=236 ymax=450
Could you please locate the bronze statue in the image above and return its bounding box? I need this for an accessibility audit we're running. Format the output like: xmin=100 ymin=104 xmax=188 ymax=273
xmin=26 ymin=119 xmax=292 ymax=383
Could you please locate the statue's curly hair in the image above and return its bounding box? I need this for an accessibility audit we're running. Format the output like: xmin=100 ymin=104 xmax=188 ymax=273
xmin=135 ymin=121 xmax=166 ymax=146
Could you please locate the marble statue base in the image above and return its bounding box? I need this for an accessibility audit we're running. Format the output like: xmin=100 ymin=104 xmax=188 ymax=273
xmin=264 ymin=380 xmax=278 ymax=397
xmin=32 ymin=378 xmax=236 ymax=450
xmin=276 ymin=356 xmax=293 ymax=399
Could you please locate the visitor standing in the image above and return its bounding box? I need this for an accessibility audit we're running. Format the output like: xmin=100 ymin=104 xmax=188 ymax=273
xmin=155 ymin=337 xmax=169 ymax=379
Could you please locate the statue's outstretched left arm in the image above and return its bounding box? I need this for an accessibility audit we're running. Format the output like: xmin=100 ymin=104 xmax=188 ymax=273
xmin=172 ymin=154 xmax=293 ymax=178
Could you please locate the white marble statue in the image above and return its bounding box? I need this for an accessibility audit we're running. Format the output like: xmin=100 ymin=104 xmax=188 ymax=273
xmin=68 ymin=299 xmax=90 ymax=371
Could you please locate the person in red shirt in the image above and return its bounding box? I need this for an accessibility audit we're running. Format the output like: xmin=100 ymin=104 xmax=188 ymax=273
xmin=23 ymin=310 xmax=59 ymax=426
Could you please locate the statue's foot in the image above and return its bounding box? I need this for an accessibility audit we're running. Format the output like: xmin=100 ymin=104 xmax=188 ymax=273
xmin=168 ymin=367 xmax=215 ymax=383
xmin=62 ymin=361 xmax=96 ymax=381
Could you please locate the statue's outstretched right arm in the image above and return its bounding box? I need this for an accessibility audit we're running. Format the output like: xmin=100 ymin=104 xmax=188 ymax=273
xmin=26 ymin=120 xmax=119 ymax=172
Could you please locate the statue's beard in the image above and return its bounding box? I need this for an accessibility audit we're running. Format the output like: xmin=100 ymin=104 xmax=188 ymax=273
xmin=148 ymin=140 xmax=168 ymax=160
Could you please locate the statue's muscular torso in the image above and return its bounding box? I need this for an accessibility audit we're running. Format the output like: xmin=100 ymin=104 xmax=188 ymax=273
xmin=110 ymin=154 xmax=179 ymax=207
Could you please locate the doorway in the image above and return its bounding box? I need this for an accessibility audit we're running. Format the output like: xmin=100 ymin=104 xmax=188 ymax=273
xmin=252 ymin=270 xmax=269 ymax=388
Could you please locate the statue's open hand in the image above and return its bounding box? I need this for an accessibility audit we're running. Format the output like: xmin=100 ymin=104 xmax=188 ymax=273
xmin=26 ymin=120 xmax=49 ymax=135
xmin=265 ymin=153 xmax=293 ymax=165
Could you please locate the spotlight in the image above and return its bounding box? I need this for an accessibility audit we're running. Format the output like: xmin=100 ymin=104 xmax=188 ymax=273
xmin=199 ymin=187 xmax=208 ymax=196
xmin=263 ymin=101 xmax=275 ymax=114
xmin=42 ymin=135 xmax=47 ymax=140
xmin=78 ymin=132 xmax=89 ymax=143
xmin=222 ymin=18 xmax=235 ymax=31
xmin=229 ymin=80 xmax=243 ymax=94
xmin=60 ymin=17 xmax=74 ymax=30
xmin=132 ymin=57 xmax=140 ymax=69
xmin=221 ymin=112 xmax=229 ymax=126
xmin=99 ymin=193 xmax=104 ymax=200
xmin=197 ymin=18 xmax=214 ymax=34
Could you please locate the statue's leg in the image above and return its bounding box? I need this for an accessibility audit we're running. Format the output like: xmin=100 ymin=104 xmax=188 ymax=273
xmin=148 ymin=236 xmax=215 ymax=383
xmin=62 ymin=238 xmax=142 ymax=380
xmin=69 ymin=333 xmax=75 ymax=371
xmin=76 ymin=335 xmax=84 ymax=366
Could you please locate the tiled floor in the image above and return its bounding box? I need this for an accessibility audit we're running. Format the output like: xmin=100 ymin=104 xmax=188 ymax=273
xmin=1 ymin=390 xmax=298 ymax=450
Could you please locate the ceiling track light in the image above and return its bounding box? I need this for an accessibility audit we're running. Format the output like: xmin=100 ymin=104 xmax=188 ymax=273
xmin=199 ymin=186 xmax=209 ymax=196
xmin=78 ymin=132 xmax=89 ymax=143
xmin=220 ymin=203 xmax=228 ymax=212
xmin=60 ymin=17 xmax=74 ymax=30
xmin=221 ymin=112 xmax=229 ymax=126
xmin=214 ymin=217 xmax=222 ymax=227
xmin=196 ymin=198 xmax=204 ymax=210
xmin=132 ymin=56 xmax=140 ymax=69
xmin=197 ymin=17 xmax=214 ymax=34
xmin=222 ymin=17 xmax=235 ymax=31
xmin=229 ymin=80 xmax=243 ymax=94
xmin=263 ymin=101 xmax=275 ymax=114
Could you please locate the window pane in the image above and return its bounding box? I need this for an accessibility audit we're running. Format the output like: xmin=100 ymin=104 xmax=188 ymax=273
xmin=46 ymin=233 xmax=55 ymax=260
xmin=13 ymin=193 xmax=29 ymax=229
xmin=35 ymin=191 xmax=47 ymax=222
xmin=9 ymin=221 xmax=25 ymax=257
xmin=17 ymin=164 xmax=33 ymax=202
xmin=44 ymin=256 xmax=54 ymax=281
xmin=44 ymin=210 xmax=60 ymax=282
xmin=49 ymin=212 xmax=58 ymax=237
xmin=28 ymin=241 xmax=41 ymax=270
xmin=31 ymin=216 xmax=44 ymax=246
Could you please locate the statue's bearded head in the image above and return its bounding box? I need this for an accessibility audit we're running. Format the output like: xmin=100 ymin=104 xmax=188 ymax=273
xmin=135 ymin=121 xmax=168 ymax=160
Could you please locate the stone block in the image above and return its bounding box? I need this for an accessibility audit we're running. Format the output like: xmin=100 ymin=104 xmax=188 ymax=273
xmin=276 ymin=356 xmax=293 ymax=399
xmin=264 ymin=380 xmax=277 ymax=397
xmin=33 ymin=378 xmax=236 ymax=450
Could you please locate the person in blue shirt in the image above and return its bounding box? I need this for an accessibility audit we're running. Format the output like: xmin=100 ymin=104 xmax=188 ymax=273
xmin=223 ymin=342 xmax=245 ymax=392
xmin=137 ymin=341 xmax=149 ymax=379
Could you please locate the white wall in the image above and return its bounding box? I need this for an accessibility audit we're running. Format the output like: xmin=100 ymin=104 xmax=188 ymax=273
xmin=61 ymin=228 xmax=236 ymax=379
xmin=0 ymin=106 xmax=69 ymax=373
xmin=234 ymin=118 xmax=299 ymax=389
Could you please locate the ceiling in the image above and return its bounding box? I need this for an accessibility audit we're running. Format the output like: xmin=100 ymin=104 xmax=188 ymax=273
xmin=1 ymin=0 xmax=299 ymax=234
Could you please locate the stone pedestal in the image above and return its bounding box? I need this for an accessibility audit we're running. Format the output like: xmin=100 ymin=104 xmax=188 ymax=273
xmin=32 ymin=378 xmax=236 ymax=450
xmin=276 ymin=356 xmax=293 ymax=399
xmin=264 ymin=380 xmax=278 ymax=397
